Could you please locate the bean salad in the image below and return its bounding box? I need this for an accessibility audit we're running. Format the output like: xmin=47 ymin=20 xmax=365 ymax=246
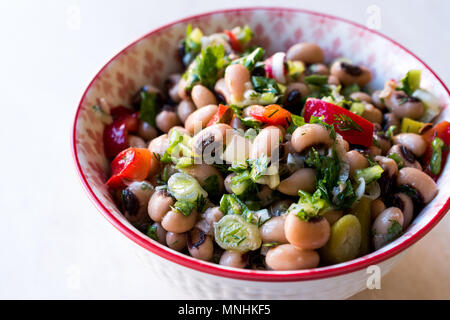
xmin=94 ymin=25 xmax=449 ymax=270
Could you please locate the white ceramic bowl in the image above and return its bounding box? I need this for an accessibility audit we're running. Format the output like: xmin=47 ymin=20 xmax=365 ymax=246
xmin=72 ymin=7 xmax=450 ymax=299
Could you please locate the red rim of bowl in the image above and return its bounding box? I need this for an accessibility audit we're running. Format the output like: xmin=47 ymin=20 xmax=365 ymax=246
xmin=72 ymin=7 xmax=450 ymax=282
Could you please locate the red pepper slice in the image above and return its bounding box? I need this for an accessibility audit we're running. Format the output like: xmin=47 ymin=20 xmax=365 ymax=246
xmin=207 ymin=104 xmax=234 ymax=127
xmin=224 ymin=30 xmax=242 ymax=52
xmin=304 ymin=98 xmax=374 ymax=147
xmin=106 ymin=147 xmax=152 ymax=189
xmin=421 ymin=121 xmax=450 ymax=180
xmin=248 ymin=104 xmax=292 ymax=127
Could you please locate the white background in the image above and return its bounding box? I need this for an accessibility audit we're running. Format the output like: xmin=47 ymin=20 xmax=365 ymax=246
xmin=0 ymin=0 xmax=449 ymax=299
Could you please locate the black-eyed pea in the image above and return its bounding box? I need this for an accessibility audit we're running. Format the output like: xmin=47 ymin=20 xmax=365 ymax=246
xmin=260 ymin=215 xmax=288 ymax=244
xmin=330 ymin=61 xmax=372 ymax=86
xmin=249 ymin=126 xmax=283 ymax=160
xmin=184 ymin=104 xmax=218 ymax=134
xmin=286 ymin=42 xmax=324 ymax=64
xmin=396 ymin=167 xmax=438 ymax=204
xmin=362 ymin=103 xmax=383 ymax=124
xmin=137 ymin=120 xmax=158 ymax=141
xmin=371 ymin=90 xmax=386 ymax=110
xmin=309 ymin=63 xmax=329 ymax=75
xmin=387 ymin=144 xmax=421 ymax=170
xmin=350 ymin=91 xmax=372 ymax=103
xmin=372 ymin=207 xmax=404 ymax=250
xmin=214 ymin=78 xmax=231 ymax=104
xmin=269 ymin=200 xmax=294 ymax=216
xmin=384 ymin=91 xmax=424 ymax=119
xmin=225 ymin=64 xmax=250 ymax=102
xmin=166 ymin=74 xmax=182 ymax=103
xmin=177 ymin=77 xmax=189 ymax=101
xmin=176 ymin=100 xmax=196 ymax=124
xmin=370 ymin=198 xmax=386 ymax=221
xmin=392 ymin=193 xmax=414 ymax=229
xmin=291 ymin=124 xmax=334 ymax=154
xmin=277 ymin=168 xmax=316 ymax=196
xmin=284 ymin=214 xmax=330 ymax=250
xmin=187 ymin=228 xmax=214 ymax=261
xmin=147 ymin=189 xmax=174 ymax=222
xmin=346 ymin=150 xmax=369 ymax=176
xmin=328 ymin=75 xmax=340 ymax=86
xmin=392 ymin=133 xmax=426 ymax=157
xmin=149 ymin=222 xmax=167 ymax=246
xmin=121 ymin=181 xmax=154 ymax=224
xmin=265 ymin=244 xmax=320 ymax=270
xmin=155 ymin=108 xmax=181 ymax=133
xmin=166 ymin=232 xmax=187 ymax=251
xmin=161 ymin=209 xmax=198 ymax=234
xmin=219 ymin=250 xmax=248 ymax=268
xmin=191 ymin=84 xmax=217 ymax=108
xmin=127 ymin=135 xmax=147 ymax=148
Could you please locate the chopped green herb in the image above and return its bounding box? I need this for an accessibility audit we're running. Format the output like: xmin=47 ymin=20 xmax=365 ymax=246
xmin=251 ymin=76 xmax=282 ymax=95
xmin=333 ymin=114 xmax=363 ymax=132
xmin=138 ymin=91 xmax=159 ymax=127
xmin=183 ymin=44 xmax=229 ymax=90
xmin=286 ymin=114 xmax=305 ymax=134
xmin=385 ymin=220 xmax=403 ymax=242
xmin=388 ymin=152 xmax=404 ymax=169
xmin=173 ymin=200 xmax=195 ymax=216
xmin=146 ymin=224 xmax=158 ymax=241
xmin=232 ymin=47 xmax=265 ymax=71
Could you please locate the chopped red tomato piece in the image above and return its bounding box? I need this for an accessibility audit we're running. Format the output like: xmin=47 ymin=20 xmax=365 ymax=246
xmin=422 ymin=121 xmax=450 ymax=180
xmin=248 ymin=104 xmax=292 ymax=127
xmin=110 ymin=106 xmax=138 ymax=132
xmin=304 ymin=98 xmax=374 ymax=147
xmin=224 ymin=30 xmax=241 ymax=52
xmin=104 ymin=122 xmax=128 ymax=158
xmin=106 ymin=148 xmax=152 ymax=189
xmin=103 ymin=107 xmax=139 ymax=158
xmin=207 ymin=104 xmax=234 ymax=127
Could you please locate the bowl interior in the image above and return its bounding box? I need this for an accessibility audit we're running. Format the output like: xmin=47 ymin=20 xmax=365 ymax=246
xmin=73 ymin=7 xmax=450 ymax=281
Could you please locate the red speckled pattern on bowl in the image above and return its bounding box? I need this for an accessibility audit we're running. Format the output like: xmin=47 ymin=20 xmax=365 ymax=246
xmin=73 ymin=7 xmax=450 ymax=282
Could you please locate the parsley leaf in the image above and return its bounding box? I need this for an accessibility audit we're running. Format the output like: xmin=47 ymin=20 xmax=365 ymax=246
xmin=232 ymin=47 xmax=265 ymax=71
xmin=173 ymin=200 xmax=195 ymax=217
xmin=184 ymin=45 xmax=229 ymax=91
xmin=305 ymin=147 xmax=357 ymax=209
xmin=146 ymin=224 xmax=159 ymax=241
xmin=332 ymin=114 xmax=363 ymax=132
xmin=286 ymin=114 xmax=305 ymax=134
xmin=138 ymin=91 xmax=159 ymax=127
xmin=251 ymin=76 xmax=282 ymax=95
xmin=386 ymin=220 xmax=403 ymax=242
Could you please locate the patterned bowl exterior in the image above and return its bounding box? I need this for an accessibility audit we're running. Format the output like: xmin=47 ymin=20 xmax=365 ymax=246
xmin=72 ymin=7 xmax=450 ymax=299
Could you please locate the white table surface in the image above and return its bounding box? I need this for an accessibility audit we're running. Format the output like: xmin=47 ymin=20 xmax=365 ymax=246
xmin=0 ymin=0 xmax=449 ymax=299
